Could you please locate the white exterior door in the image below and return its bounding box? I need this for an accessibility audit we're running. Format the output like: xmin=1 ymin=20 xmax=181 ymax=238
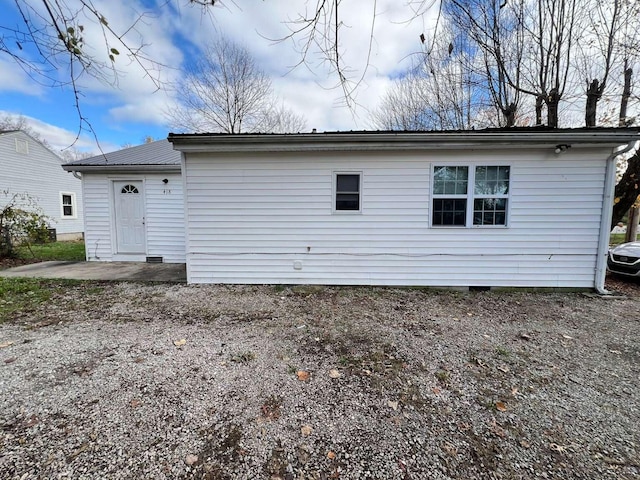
xmin=114 ymin=181 xmax=145 ymax=254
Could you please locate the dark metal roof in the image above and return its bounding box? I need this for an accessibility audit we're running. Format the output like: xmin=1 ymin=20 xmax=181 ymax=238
xmin=62 ymin=139 xmax=181 ymax=168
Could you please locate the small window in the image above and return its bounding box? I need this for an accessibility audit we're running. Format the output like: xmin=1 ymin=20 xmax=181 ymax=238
xmin=121 ymin=184 xmax=139 ymax=194
xmin=60 ymin=192 xmax=76 ymax=219
xmin=432 ymin=165 xmax=510 ymax=227
xmin=335 ymin=173 xmax=361 ymax=212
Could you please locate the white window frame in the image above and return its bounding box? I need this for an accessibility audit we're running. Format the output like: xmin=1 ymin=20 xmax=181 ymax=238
xmin=332 ymin=171 xmax=363 ymax=214
xmin=430 ymin=165 xmax=510 ymax=228
xmin=60 ymin=192 xmax=77 ymax=219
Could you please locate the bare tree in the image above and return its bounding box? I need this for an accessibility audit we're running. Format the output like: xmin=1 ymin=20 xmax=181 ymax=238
xmin=443 ymin=0 xmax=525 ymax=127
xmin=0 ymin=0 xmax=219 ymax=141
xmin=168 ymin=36 xmax=306 ymax=134
xmin=372 ymin=25 xmax=480 ymax=131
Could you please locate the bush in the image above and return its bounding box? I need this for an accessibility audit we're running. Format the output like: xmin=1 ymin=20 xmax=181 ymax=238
xmin=0 ymin=192 xmax=51 ymax=258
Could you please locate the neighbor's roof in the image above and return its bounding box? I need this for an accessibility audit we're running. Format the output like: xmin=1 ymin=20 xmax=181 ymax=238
xmin=62 ymin=139 xmax=181 ymax=172
xmin=169 ymin=127 xmax=640 ymax=153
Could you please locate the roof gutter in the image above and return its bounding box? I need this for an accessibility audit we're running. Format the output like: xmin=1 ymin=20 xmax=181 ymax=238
xmin=595 ymin=140 xmax=638 ymax=294
xmin=168 ymin=131 xmax=640 ymax=154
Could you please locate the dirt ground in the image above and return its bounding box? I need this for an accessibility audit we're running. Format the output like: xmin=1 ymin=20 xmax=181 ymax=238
xmin=0 ymin=278 xmax=639 ymax=479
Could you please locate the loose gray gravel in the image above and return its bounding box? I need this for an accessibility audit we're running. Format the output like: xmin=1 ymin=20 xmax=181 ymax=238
xmin=0 ymin=281 xmax=639 ymax=479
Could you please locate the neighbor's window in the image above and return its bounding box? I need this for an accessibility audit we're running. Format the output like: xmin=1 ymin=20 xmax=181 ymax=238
xmin=60 ymin=192 xmax=76 ymax=218
xmin=335 ymin=173 xmax=361 ymax=212
xmin=15 ymin=138 xmax=29 ymax=154
xmin=432 ymin=165 xmax=510 ymax=227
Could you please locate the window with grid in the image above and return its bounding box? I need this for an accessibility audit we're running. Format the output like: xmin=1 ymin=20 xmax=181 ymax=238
xmin=473 ymin=166 xmax=509 ymax=226
xmin=334 ymin=173 xmax=361 ymax=212
xmin=432 ymin=165 xmax=509 ymax=227
xmin=432 ymin=166 xmax=468 ymax=226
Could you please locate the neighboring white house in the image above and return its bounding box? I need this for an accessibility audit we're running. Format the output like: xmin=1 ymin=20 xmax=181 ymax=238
xmin=0 ymin=130 xmax=83 ymax=240
xmin=168 ymin=128 xmax=639 ymax=291
xmin=62 ymin=140 xmax=184 ymax=263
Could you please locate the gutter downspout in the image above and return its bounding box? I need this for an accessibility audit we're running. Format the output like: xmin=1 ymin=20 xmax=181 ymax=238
xmin=71 ymin=171 xmax=82 ymax=180
xmin=595 ymin=140 xmax=638 ymax=294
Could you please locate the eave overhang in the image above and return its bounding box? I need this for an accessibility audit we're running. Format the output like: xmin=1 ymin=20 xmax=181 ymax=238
xmin=61 ymin=164 xmax=181 ymax=173
xmin=168 ymin=129 xmax=640 ymax=154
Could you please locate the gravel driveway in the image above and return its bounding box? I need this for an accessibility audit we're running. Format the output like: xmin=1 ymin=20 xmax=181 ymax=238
xmin=1 ymin=281 xmax=639 ymax=479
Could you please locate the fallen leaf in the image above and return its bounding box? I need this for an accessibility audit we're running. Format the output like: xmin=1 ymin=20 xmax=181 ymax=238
xmin=519 ymin=333 xmax=531 ymax=341
xmin=550 ymin=443 xmax=568 ymax=453
xmin=327 ymin=451 xmax=336 ymax=460
xmin=328 ymin=369 xmax=341 ymax=379
xmin=511 ymin=387 xmax=519 ymax=397
xmin=443 ymin=442 xmax=458 ymax=456
xmin=24 ymin=415 xmax=38 ymax=428
xmin=520 ymin=439 xmax=531 ymax=448
xmin=4 ymin=357 xmax=16 ymax=364
xmin=497 ymin=365 xmax=510 ymax=373
xmin=130 ymin=399 xmax=141 ymax=408
xmin=495 ymin=401 xmax=507 ymax=412
xmin=561 ymin=334 xmax=574 ymax=340
xmin=173 ymin=339 xmax=186 ymax=347
xmin=301 ymin=425 xmax=313 ymax=436
xmin=432 ymin=386 xmax=441 ymax=395
xmin=0 ymin=341 xmax=14 ymax=348
xmin=489 ymin=418 xmax=505 ymax=437
xmin=296 ymin=370 xmax=310 ymax=381
xmin=185 ymin=454 xmax=198 ymax=466
xmin=388 ymin=400 xmax=399 ymax=411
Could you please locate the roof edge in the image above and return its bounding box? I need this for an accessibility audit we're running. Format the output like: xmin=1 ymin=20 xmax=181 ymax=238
xmin=168 ymin=129 xmax=640 ymax=153
xmin=62 ymin=164 xmax=181 ymax=173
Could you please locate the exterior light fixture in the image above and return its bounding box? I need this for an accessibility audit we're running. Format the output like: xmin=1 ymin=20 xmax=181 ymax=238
xmin=162 ymin=178 xmax=169 ymax=184
xmin=554 ymin=144 xmax=571 ymax=154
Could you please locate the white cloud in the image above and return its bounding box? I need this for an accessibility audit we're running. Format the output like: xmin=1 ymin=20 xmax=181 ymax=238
xmin=1 ymin=1 xmax=441 ymax=136
xmin=0 ymin=110 xmax=119 ymax=154
xmin=0 ymin=58 xmax=44 ymax=96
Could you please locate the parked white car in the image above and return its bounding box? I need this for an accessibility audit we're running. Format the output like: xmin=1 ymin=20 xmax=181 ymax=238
xmin=607 ymin=242 xmax=640 ymax=277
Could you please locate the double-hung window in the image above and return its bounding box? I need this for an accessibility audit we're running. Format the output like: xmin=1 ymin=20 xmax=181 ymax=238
xmin=60 ymin=192 xmax=77 ymax=219
xmin=334 ymin=172 xmax=361 ymax=212
xmin=432 ymin=165 xmax=510 ymax=227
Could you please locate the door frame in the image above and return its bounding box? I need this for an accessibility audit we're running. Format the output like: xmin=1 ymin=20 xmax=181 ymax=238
xmin=109 ymin=177 xmax=148 ymax=261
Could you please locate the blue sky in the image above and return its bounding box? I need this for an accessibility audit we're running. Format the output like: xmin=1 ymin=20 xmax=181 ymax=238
xmin=0 ymin=0 xmax=430 ymax=155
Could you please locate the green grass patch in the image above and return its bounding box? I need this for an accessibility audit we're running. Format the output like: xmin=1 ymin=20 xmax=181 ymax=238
xmin=0 ymin=278 xmax=80 ymax=322
xmin=17 ymin=240 xmax=85 ymax=261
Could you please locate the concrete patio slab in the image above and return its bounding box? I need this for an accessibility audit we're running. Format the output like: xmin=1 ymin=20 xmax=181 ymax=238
xmin=0 ymin=261 xmax=186 ymax=282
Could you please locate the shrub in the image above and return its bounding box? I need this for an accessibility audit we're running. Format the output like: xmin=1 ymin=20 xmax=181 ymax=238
xmin=0 ymin=192 xmax=50 ymax=258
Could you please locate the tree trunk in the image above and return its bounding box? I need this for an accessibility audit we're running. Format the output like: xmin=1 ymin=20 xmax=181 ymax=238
xmin=547 ymin=88 xmax=559 ymax=128
xmin=611 ymin=151 xmax=640 ymax=228
xmin=618 ymin=66 xmax=632 ymax=126
xmin=624 ymin=206 xmax=639 ymax=242
xmin=585 ymin=79 xmax=600 ymax=127
xmin=502 ymin=103 xmax=516 ymax=127
xmin=535 ymin=95 xmax=543 ymax=125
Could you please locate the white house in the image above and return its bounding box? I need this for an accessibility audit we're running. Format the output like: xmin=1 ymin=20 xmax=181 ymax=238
xmin=62 ymin=140 xmax=184 ymax=263
xmin=168 ymin=128 xmax=639 ymax=292
xmin=0 ymin=130 xmax=83 ymax=240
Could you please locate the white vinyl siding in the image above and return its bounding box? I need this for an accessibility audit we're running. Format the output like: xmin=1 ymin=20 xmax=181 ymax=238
xmin=81 ymin=172 xmax=185 ymax=263
xmin=81 ymin=174 xmax=113 ymax=260
xmin=183 ymin=149 xmax=609 ymax=287
xmin=0 ymin=131 xmax=83 ymax=237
